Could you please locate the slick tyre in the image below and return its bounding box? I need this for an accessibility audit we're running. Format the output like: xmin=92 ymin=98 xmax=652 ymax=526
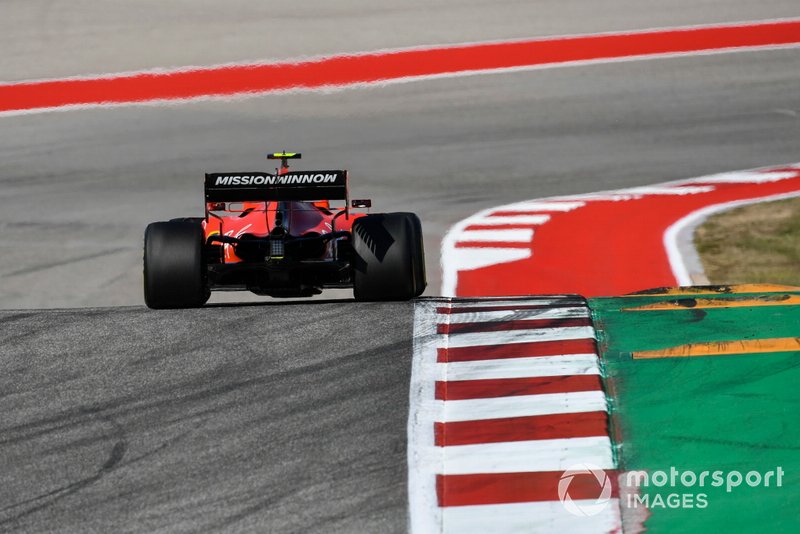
xmin=169 ymin=217 xmax=205 ymax=225
xmin=352 ymin=212 xmax=426 ymax=301
xmin=143 ymin=221 xmax=209 ymax=309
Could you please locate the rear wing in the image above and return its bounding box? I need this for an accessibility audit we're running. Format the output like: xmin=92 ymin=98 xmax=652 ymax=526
xmin=204 ymin=170 xmax=348 ymax=202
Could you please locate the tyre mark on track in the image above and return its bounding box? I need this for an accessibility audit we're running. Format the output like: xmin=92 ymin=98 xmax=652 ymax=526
xmin=4 ymin=246 xmax=131 ymax=277
xmin=0 ymin=411 xmax=127 ymax=526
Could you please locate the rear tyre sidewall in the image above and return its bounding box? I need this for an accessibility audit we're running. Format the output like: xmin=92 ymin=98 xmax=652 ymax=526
xmin=352 ymin=212 xmax=426 ymax=301
xmin=143 ymin=221 xmax=209 ymax=309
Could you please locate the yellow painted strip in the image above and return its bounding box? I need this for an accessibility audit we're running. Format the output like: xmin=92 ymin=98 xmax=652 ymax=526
xmin=624 ymin=284 xmax=800 ymax=297
xmin=633 ymin=337 xmax=800 ymax=359
xmin=623 ymin=294 xmax=800 ymax=311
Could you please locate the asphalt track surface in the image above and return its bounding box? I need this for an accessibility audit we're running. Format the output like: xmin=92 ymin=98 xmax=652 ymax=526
xmin=1 ymin=1 xmax=799 ymax=532
xmin=0 ymin=301 xmax=414 ymax=532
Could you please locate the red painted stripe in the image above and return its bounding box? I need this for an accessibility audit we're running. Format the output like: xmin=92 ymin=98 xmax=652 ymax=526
xmin=489 ymin=210 xmax=565 ymax=216
xmin=438 ymin=338 xmax=597 ymax=362
xmin=437 ymin=470 xmax=619 ymax=506
xmin=438 ymin=316 xmax=590 ymax=335
xmin=435 ymin=374 xmax=602 ymax=400
xmin=438 ymin=302 xmax=583 ymax=314
xmin=2 ymin=20 xmax=799 ymax=113
xmin=456 ymin=168 xmax=800 ymax=297
xmin=464 ymin=224 xmax=546 ymax=231
xmin=435 ymin=411 xmax=609 ymax=446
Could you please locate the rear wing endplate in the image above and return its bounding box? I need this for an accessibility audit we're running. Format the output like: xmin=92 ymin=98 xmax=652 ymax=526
xmin=204 ymin=170 xmax=348 ymax=202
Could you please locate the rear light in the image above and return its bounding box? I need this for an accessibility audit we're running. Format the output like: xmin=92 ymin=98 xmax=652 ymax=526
xmin=270 ymin=239 xmax=285 ymax=259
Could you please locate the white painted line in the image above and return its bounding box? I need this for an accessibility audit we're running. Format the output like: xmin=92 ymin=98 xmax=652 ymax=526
xmin=440 ymin=326 xmax=596 ymax=348
xmin=438 ymin=298 xmax=580 ymax=308
xmin=441 ymin=204 xmax=510 ymax=296
xmin=664 ymin=189 xmax=800 ymax=285
xmin=457 ymin=229 xmax=534 ymax=242
xmin=472 ymin=215 xmax=551 ymax=226
xmin=442 ymin=436 xmax=613 ymax=474
xmin=692 ymin=170 xmax=799 ymax=184
xmin=566 ymin=185 xmax=716 ymax=201
xmin=493 ymin=201 xmax=586 ymax=212
xmin=440 ymin=354 xmax=601 ymax=382
xmin=624 ymin=185 xmax=716 ymax=196
xmin=444 ymin=247 xmax=531 ymax=273
xmin=408 ymin=301 xmax=444 ymax=533
xmin=440 ymin=307 xmax=589 ymax=324
xmin=440 ymin=390 xmax=608 ymax=422
xmin=442 ymin=500 xmax=622 ymax=534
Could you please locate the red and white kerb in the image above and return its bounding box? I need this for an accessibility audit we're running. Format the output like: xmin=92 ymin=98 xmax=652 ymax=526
xmin=409 ymin=297 xmax=620 ymax=533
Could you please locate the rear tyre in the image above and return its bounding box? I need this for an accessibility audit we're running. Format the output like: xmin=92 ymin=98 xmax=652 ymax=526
xmin=143 ymin=221 xmax=209 ymax=309
xmin=352 ymin=212 xmax=426 ymax=301
xmin=169 ymin=217 xmax=205 ymax=225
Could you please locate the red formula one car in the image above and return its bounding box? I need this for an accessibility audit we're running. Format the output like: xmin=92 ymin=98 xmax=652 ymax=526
xmin=143 ymin=152 xmax=426 ymax=308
